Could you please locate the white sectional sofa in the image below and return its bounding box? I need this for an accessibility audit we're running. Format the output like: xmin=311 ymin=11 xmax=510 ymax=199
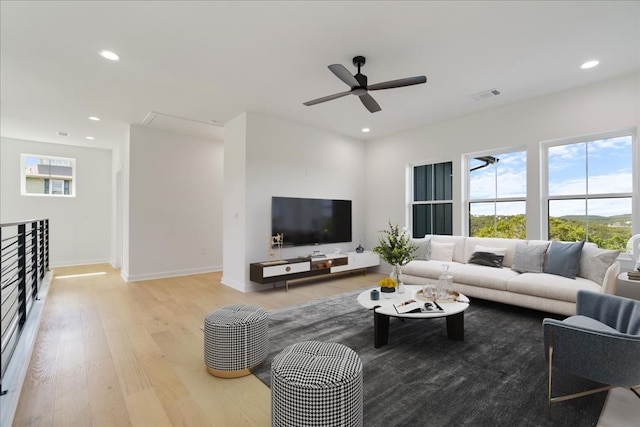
xmin=401 ymin=235 xmax=621 ymax=316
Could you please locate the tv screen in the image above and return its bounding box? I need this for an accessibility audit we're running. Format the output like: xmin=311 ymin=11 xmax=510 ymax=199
xmin=271 ymin=197 xmax=352 ymax=247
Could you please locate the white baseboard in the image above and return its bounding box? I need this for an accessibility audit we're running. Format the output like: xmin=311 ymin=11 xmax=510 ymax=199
xmin=49 ymin=258 xmax=111 ymax=268
xmin=123 ymin=265 xmax=222 ymax=282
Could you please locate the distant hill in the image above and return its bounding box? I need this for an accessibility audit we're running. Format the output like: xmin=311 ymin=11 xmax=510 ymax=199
xmin=559 ymin=214 xmax=632 ymax=225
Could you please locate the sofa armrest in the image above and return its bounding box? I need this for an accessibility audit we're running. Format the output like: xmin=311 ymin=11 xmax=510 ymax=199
xmin=600 ymin=261 xmax=620 ymax=295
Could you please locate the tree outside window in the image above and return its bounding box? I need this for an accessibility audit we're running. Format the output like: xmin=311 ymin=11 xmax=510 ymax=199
xmin=468 ymin=150 xmax=527 ymax=238
xmin=545 ymin=133 xmax=633 ymax=250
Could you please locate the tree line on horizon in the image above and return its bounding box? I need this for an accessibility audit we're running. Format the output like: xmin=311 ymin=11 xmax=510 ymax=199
xmin=470 ymin=214 xmax=631 ymax=251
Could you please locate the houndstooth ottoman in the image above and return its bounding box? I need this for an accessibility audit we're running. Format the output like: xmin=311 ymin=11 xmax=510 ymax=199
xmin=271 ymin=341 xmax=363 ymax=427
xmin=204 ymin=304 xmax=268 ymax=378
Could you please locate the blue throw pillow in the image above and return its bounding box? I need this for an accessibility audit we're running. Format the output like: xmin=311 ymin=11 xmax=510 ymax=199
xmin=544 ymin=241 xmax=585 ymax=279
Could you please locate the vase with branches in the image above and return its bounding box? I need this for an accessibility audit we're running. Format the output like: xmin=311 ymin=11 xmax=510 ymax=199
xmin=372 ymin=221 xmax=418 ymax=293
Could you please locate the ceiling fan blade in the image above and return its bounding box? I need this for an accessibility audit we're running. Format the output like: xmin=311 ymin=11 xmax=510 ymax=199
xmin=328 ymin=64 xmax=360 ymax=87
xmin=368 ymin=75 xmax=427 ymax=91
xmin=303 ymin=90 xmax=351 ymax=106
xmin=359 ymin=93 xmax=381 ymax=113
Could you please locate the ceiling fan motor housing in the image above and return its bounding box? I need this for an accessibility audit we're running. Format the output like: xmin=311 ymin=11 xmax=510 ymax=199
xmin=352 ymin=74 xmax=368 ymax=95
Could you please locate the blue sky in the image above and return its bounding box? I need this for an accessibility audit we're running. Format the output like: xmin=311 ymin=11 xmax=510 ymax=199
xmin=469 ymin=135 xmax=633 ymax=217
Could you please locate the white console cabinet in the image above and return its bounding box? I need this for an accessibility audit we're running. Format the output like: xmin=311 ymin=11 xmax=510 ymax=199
xmin=330 ymin=251 xmax=380 ymax=274
xmin=250 ymin=251 xmax=380 ymax=291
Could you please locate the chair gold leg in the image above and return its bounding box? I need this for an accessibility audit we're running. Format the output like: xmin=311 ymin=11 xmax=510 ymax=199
xmin=547 ymin=332 xmax=553 ymax=419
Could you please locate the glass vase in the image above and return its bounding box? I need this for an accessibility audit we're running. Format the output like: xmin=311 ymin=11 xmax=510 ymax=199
xmin=392 ymin=264 xmax=405 ymax=294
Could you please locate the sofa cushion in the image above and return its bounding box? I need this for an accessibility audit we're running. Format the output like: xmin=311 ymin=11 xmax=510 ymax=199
xmin=563 ymin=315 xmax=618 ymax=333
xmin=468 ymin=251 xmax=504 ymax=268
xmin=507 ymin=272 xmax=601 ymax=303
xmin=578 ymin=244 xmax=620 ymax=286
xmin=544 ymin=241 xmax=585 ymax=279
xmin=428 ymin=235 xmax=467 ymax=263
xmin=464 ymin=237 xmax=523 ymax=268
xmin=402 ymin=260 xmax=519 ymax=291
xmin=473 ymin=245 xmax=507 ymax=256
xmin=511 ymin=242 xmax=549 ymax=273
xmin=449 ymin=263 xmax=519 ymax=291
xmin=430 ymin=241 xmax=455 ymax=262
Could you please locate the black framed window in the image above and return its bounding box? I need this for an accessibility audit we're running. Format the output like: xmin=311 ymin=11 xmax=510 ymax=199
xmin=412 ymin=162 xmax=452 ymax=237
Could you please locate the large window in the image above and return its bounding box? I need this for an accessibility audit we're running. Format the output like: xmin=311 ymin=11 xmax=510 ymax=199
xmin=544 ymin=132 xmax=634 ymax=250
xmin=467 ymin=150 xmax=527 ymax=238
xmin=21 ymin=154 xmax=76 ymax=197
xmin=412 ymin=161 xmax=452 ymax=237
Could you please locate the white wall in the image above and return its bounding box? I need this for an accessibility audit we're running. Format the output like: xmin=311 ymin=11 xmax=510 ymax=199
xmin=221 ymin=113 xmax=248 ymax=291
xmin=0 ymin=137 xmax=112 ymax=266
xmin=222 ymin=113 xmax=367 ymax=292
xmin=124 ymin=125 xmax=224 ymax=281
xmin=365 ymin=72 xmax=640 ymax=244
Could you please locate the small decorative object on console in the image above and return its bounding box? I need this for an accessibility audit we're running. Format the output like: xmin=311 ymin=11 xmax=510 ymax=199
xmin=268 ymin=233 xmax=284 ymax=261
xmin=355 ymin=244 xmax=365 ymax=253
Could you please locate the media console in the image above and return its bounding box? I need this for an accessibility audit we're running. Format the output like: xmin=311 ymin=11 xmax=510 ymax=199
xmin=249 ymin=251 xmax=380 ymax=291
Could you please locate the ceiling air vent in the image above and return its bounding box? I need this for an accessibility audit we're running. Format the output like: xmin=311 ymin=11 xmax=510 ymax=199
xmin=141 ymin=111 xmax=224 ymax=140
xmin=470 ymin=88 xmax=501 ymax=102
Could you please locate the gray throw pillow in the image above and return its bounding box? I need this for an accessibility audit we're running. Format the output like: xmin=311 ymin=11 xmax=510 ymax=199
xmin=412 ymin=237 xmax=431 ymax=260
xmin=511 ymin=242 xmax=548 ymax=273
xmin=544 ymin=241 xmax=585 ymax=279
xmin=578 ymin=244 xmax=620 ymax=285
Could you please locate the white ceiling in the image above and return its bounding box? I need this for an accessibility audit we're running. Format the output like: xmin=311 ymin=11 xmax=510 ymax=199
xmin=1 ymin=1 xmax=639 ymax=150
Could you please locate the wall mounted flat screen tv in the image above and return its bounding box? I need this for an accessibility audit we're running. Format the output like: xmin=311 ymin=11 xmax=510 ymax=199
xmin=271 ymin=196 xmax=352 ymax=247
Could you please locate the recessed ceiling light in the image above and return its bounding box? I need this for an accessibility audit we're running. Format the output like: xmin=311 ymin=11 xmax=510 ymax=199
xmin=99 ymin=50 xmax=119 ymax=61
xmin=85 ymin=136 xmax=95 ymax=140
xmin=580 ymin=60 xmax=599 ymax=69
xmin=88 ymin=116 xmax=100 ymax=121
xmin=362 ymin=128 xmax=370 ymax=133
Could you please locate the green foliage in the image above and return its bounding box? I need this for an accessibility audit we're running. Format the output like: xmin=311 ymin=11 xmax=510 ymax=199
xmin=470 ymin=214 xmax=631 ymax=251
xmin=373 ymin=221 xmax=418 ymax=266
xmin=471 ymin=215 xmax=526 ymax=239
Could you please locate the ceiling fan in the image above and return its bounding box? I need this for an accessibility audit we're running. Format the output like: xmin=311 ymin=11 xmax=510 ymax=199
xmin=303 ymin=55 xmax=427 ymax=113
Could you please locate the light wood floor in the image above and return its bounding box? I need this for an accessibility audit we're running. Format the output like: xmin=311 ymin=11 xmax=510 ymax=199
xmin=12 ymin=265 xmax=384 ymax=426
xmin=12 ymin=264 xmax=638 ymax=426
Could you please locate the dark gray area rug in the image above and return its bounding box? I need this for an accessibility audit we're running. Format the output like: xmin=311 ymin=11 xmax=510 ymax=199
xmin=253 ymin=290 xmax=607 ymax=426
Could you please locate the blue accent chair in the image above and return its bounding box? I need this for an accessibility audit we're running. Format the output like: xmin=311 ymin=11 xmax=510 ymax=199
xmin=542 ymin=290 xmax=640 ymax=417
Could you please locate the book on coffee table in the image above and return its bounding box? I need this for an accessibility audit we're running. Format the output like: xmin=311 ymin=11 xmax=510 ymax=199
xmin=394 ymin=299 xmax=444 ymax=314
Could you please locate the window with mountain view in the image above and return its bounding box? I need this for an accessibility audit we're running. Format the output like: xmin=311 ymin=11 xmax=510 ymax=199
xmin=467 ymin=150 xmax=527 ymax=239
xmin=545 ymin=133 xmax=634 ymax=250
xmin=21 ymin=154 xmax=76 ymax=197
xmin=412 ymin=161 xmax=453 ymax=237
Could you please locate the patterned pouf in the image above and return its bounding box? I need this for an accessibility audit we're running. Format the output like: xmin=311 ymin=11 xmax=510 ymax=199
xmin=204 ymin=304 xmax=268 ymax=378
xmin=271 ymin=341 xmax=363 ymax=427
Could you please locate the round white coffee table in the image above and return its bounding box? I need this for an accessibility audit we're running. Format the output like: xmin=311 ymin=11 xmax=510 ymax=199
xmin=357 ymin=284 xmax=470 ymax=348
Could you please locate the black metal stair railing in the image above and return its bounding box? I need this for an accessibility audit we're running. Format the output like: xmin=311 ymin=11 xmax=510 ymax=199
xmin=0 ymin=219 xmax=49 ymax=388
